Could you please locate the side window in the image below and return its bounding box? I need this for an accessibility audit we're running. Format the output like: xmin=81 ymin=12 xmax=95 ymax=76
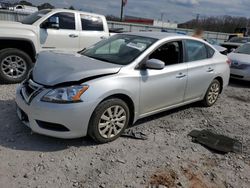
xmin=207 ymin=45 xmax=215 ymax=58
xmin=49 ymin=12 xmax=75 ymax=30
xmin=185 ymin=40 xmax=207 ymax=62
xmin=81 ymin=15 xmax=104 ymax=31
xmin=149 ymin=41 xmax=183 ymax=66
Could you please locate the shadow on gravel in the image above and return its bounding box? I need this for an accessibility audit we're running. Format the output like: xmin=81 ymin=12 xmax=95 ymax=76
xmin=0 ymin=99 xmax=96 ymax=152
xmin=133 ymin=102 xmax=202 ymax=127
xmin=229 ymin=78 xmax=250 ymax=89
xmin=0 ymin=98 xmax=203 ymax=152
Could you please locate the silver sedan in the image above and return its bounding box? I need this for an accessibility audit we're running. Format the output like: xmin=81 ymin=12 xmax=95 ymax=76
xmin=228 ymin=43 xmax=250 ymax=81
xmin=16 ymin=32 xmax=230 ymax=143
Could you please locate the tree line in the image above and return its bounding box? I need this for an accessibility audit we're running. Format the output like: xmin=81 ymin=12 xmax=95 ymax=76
xmin=179 ymin=16 xmax=250 ymax=33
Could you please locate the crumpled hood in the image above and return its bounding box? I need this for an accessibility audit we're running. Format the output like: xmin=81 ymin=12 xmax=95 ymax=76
xmin=32 ymin=51 xmax=122 ymax=86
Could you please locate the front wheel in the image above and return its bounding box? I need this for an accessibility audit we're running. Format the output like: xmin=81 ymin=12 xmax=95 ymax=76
xmin=88 ymin=98 xmax=130 ymax=143
xmin=202 ymin=79 xmax=221 ymax=107
xmin=0 ymin=48 xmax=33 ymax=84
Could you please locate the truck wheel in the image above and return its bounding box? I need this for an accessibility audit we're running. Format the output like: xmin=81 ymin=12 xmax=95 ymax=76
xmin=88 ymin=98 xmax=130 ymax=144
xmin=0 ymin=48 xmax=33 ymax=84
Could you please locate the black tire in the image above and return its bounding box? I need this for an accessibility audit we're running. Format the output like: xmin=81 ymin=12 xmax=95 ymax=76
xmin=202 ymin=79 xmax=221 ymax=107
xmin=88 ymin=98 xmax=130 ymax=144
xmin=0 ymin=48 xmax=33 ymax=84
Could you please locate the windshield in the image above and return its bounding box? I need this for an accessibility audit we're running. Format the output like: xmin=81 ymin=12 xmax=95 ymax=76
xmin=235 ymin=43 xmax=250 ymax=55
xmin=21 ymin=10 xmax=51 ymax=25
xmin=82 ymin=34 xmax=157 ymax=65
xmin=228 ymin=37 xmax=250 ymax=43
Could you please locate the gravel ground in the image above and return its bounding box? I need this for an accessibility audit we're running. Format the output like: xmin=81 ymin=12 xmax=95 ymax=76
xmin=0 ymin=79 xmax=249 ymax=188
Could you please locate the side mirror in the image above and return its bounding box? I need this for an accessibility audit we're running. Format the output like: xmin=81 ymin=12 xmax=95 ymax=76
xmin=42 ymin=16 xmax=59 ymax=29
xmin=145 ymin=59 xmax=165 ymax=70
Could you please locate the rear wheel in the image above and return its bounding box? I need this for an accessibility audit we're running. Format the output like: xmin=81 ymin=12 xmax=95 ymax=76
xmin=202 ymin=79 xmax=221 ymax=107
xmin=88 ymin=98 xmax=130 ymax=143
xmin=0 ymin=48 xmax=33 ymax=84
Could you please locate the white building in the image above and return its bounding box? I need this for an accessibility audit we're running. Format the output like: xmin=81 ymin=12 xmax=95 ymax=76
xmin=153 ymin=20 xmax=178 ymax=28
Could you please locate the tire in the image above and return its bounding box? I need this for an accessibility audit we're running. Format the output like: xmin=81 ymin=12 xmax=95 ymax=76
xmin=202 ymin=79 xmax=221 ymax=107
xmin=0 ymin=48 xmax=33 ymax=84
xmin=88 ymin=98 xmax=130 ymax=143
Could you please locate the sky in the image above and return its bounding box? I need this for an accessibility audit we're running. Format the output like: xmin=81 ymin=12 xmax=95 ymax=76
xmin=23 ymin=0 xmax=250 ymax=23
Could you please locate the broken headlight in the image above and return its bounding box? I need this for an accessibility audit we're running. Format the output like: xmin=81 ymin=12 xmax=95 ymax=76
xmin=41 ymin=85 xmax=89 ymax=103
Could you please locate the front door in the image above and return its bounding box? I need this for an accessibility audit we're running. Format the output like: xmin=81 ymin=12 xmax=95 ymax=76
xmin=40 ymin=12 xmax=80 ymax=52
xmin=139 ymin=41 xmax=188 ymax=115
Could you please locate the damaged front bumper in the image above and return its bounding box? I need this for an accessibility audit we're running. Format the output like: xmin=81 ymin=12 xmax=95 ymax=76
xmin=15 ymin=82 xmax=96 ymax=139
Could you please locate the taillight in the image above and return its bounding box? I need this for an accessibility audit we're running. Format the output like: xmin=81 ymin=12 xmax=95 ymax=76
xmin=226 ymin=59 xmax=232 ymax=66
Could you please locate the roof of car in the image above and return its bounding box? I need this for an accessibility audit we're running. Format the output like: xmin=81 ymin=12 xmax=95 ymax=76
xmin=124 ymin=32 xmax=191 ymax=40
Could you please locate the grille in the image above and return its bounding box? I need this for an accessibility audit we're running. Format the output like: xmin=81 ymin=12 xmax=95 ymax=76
xmin=21 ymin=79 xmax=43 ymax=104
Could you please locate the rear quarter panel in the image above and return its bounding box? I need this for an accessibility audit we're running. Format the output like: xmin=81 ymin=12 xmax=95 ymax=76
xmin=213 ymin=53 xmax=230 ymax=90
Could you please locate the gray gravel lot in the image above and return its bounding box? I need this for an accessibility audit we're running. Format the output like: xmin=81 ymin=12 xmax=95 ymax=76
xmin=0 ymin=80 xmax=249 ymax=188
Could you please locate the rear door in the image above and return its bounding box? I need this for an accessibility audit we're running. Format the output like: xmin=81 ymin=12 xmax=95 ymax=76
xmin=40 ymin=12 xmax=80 ymax=52
xmin=184 ymin=39 xmax=216 ymax=101
xmin=79 ymin=14 xmax=109 ymax=49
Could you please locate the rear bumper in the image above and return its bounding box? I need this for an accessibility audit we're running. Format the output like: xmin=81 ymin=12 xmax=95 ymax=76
xmin=15 ymin=85 xmax=97 ymax=139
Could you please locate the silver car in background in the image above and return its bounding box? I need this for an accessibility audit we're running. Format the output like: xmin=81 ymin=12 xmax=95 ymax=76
xmin=16 ymin=32 xmax=230 ymax=143
xmin=228 ymin=43 xmax=250 ymax=81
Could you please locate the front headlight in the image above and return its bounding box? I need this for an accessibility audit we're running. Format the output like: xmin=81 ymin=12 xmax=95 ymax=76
xmin=41 ymin=85 xmax=89 ymax=103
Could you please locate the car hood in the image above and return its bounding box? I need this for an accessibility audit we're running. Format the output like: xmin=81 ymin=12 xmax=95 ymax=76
xmin=228 ymin=53 xmax=250 ymax=64
xmin=222 ymin=42 xmax=243 ymax=47
xmin=32 ymin=51 xmax=122 ymax=86
xmin=212 ymin=45 xmax=227 ymax=52
xmin=0 ymin=21 xmax=34 ymax=28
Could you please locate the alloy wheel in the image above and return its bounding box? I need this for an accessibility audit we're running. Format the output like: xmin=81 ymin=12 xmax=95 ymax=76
xmin=98 ymin=105 xmax=127 ymax=139
xmin=207 ymin=82 xmax=220 ymax=104
xmin=1 ymin=55 xmax=27 ymax=79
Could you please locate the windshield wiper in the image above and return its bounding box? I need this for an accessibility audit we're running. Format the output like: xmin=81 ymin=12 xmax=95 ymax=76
xmin=85 ymin=55 xmax=112 ymax=63
xmin=77 ymin=48 xmax=86 ymax=54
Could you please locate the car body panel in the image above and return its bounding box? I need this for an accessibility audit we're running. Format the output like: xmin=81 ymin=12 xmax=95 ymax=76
xmin=32 ymin=51 xmax=122 ymax=86
xmin=0 ymin=9 xmax=110 ymax=54
xmin=228 ymin=52 xmax=250 ymax=81
xmin=139 ymin=63 xmax=188 ymax=115
xmin=16 ymin=32 xmax=230 ymax=139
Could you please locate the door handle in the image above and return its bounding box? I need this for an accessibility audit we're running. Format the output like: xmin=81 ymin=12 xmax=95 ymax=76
xmin=69 ymin=34 xmax=78 ymax=38
xmin=176 ymin=73 xmax=186 ymax=79
xmin=207 ymin=67 xmax=214 ymax=73
xmin=100 ymin=36 xmax=107 ymax=40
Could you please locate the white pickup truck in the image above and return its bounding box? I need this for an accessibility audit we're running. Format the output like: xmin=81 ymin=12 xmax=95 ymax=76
xmin=0 ymin=9 xmax=110 ymax=83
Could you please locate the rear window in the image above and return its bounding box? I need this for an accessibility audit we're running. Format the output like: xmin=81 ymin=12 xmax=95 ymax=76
xmin=235 ymin=44 xmax=250 ymax=55
xmin=207 ymin=46 xmax=215 ymax=58
xmin=81 ymin=15 xmax=104 ymax=31
xmin=185 ymin=40 xmax=208 ymax=62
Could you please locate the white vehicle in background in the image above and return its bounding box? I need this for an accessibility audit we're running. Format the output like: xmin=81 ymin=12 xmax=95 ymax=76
xmin=9 ymin=5 xmax=38 ymax=14
xmin=0 ymin=9 xmax=110 ymax=84
xmin=228 ymin=43 xmax=250 ymax=81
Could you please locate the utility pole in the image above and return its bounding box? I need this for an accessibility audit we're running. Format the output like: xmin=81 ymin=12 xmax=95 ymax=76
xmin=196 ymin=14 xmax=200 ymax=23
xmin=120 ymin=0 xmax=124 ymax=21
xmin=120 ymin=0 xmax=127 ymax=22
